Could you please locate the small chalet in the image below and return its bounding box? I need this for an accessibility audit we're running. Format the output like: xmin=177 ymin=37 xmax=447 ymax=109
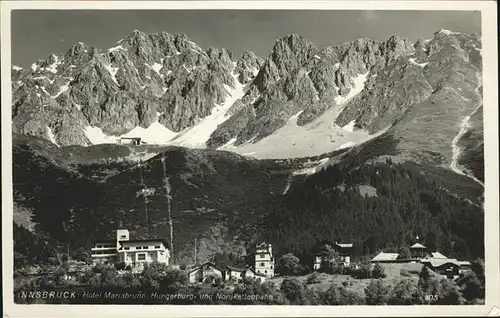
xmin=421 ymin=258 xmax=461 ymax=278
xmin=226 ymin=266 xmax=246 ymax=281
xmin=188 ymin=262 xmax=225 ymax=284
xmin=117 ymin=137 xmax=142 ymax=146
xmin=187 ymin=262 xmax=266 ymax=284
xmin=312 ymin=240 xmax=353 ymax=270
xmin=244 ymin=267 xmax=266 ymax=282
xmin=410 ymin=243 xmax=427 ymax=259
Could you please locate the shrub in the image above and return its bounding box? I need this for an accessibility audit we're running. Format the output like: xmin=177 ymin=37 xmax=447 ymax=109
xmin=278 ymin=253 xmax=305 ymax=276
xmin=321 ymin=283 xmax=363 ymax=305
xmin=351 ymin=262 xmax=372 ymax=279
xmin=280 ymin=278 xmax=308 ymax=304
xmin=342 ymin=281 xmax=348 ymax=287
xmin=388 ymin=278 xmax=419 ymax=305
xmin=306 ymin=272 xmax=321 ymax=284
xmin=114 ymin=262 xmax=126 ymax=271
xmin=397 ymin=246 xmax=412 ymax=260
xmin=435 ymin=278 xmax=463 ymax=305
xmin=372 ymin=263 xmax=386 ymax=279
xmin=461 ymin=272 xmax=483 ymax=301
xmin=365 ymin=279 xmax=391 ymax=305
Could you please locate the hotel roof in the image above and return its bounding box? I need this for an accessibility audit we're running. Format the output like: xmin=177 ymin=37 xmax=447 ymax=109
xmin=119 ymin=238 xmax=169 ymax=247
xmin=372 ymin=252 xmax=399 ymax=262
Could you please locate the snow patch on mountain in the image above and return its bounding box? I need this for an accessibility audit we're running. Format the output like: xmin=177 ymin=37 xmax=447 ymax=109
xmin=54 ymin=79 xmax=72 ymax=98
xmin=104 ymin=63 xmax=120 ymax=84
xmin=341 ymin=120 xmax=357 ymax=132
xmin=40 ymin=87 xmax=50 ymax=96
xmin=84 ymin=118 xmax=177 ymax=145
xmin=107 ymin=45 xmax=127 ymax=53
xmin=336 ymin=141 xmax=356 ymax=150
xmin=408 ymin=58 xmax=429 ymax=68
xmin=45 ymin=55 xmax=61 ymax=73
xmin=292 ymin=157 xmax=330 ymax=176
xmin=168 ymin=70 xmax=246 ymax=148
xmin=228 ymin=72 xmax=373 ymax=159
xmin=120 ymin=122 xmax=177 ymax=145
xmin=438 ymin=29 xmax=460 ymax=36
xmin=219 ymin=137 xmax=238 ymax=150
xmin=12 ymin=65 xmax=23 ymax=71
xmin=84 ymin=126 xmax=120 ymax=144
xmin=46 ymin=127 xmax=59 ymax=147
xmin=146 ymin=61 xmax=164 ymax=77
xmin=30 ymin=63 xmax=38 ymax=72
xmin=334 ymin=72 xmax=369 ymax=105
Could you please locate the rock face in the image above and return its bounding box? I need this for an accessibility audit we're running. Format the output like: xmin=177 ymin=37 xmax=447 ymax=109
xmin=12 ymin=31 xmax=259 ymax=147
xmin=12 ymin=29 xmax=483 ymax=172
xmin=207 ymin=34 xmax=420 ymax=147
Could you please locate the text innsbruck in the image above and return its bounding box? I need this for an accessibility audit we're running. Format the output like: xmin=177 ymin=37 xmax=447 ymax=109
xmin=17 ymin=290 xmax=275 ymax=301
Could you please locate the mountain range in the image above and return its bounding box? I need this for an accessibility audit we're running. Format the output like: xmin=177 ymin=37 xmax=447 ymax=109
xmin=11 ymin=28 xmax=484 ymax=266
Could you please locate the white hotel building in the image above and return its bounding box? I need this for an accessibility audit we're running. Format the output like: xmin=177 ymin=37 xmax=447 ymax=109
xmin=91 ymin=229 xmax=170 ymax=267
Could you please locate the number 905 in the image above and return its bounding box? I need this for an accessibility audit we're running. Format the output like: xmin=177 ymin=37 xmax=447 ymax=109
xmin=425 ymin=294 xmax=439 ymax=302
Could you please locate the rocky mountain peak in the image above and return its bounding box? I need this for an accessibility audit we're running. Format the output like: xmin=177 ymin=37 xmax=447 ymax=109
xmin=235 ymin=50 xmax=263 ymax=83
xmin=271 ymin=33 xmax=319 ymax=77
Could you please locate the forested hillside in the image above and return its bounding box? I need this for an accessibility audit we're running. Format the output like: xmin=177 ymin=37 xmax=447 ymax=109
xmin=260 ymin=160 xmax=483 ymax=265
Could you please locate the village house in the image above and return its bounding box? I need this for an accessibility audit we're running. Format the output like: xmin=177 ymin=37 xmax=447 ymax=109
xmin=91 ymin=229 xmax=170 ymax=268
xmin=187 ymin=242 xmax=273 ymax=284
xmin=226 ymin=265 xmax=246 ymax=281
xmin=312 ymin=241 xmax=353 ymax=270
xmin=421 ymin=257 xmax=461 ymax=278
xmin=187 ymin=262 xmax=267 ymax=284
xmin=420 ymin=251 xmax=469 ymax=278
xmin=188 ymin=262 xmax=226 ymax=284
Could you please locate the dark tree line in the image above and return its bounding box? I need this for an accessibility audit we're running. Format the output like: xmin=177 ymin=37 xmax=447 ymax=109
xmin=261 ymin=161 xmax=484 ymax=264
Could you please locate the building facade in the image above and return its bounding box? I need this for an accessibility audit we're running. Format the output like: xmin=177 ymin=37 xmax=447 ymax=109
xmin=255 ymin=242 xmax=275 ymax=278
xmin=188 ymin=262 xmax=225 ymax=283
xmin=90 ymin=229 xmax=170 ymax=267
xmin=312 ymin=241 xmax=353 ymax=270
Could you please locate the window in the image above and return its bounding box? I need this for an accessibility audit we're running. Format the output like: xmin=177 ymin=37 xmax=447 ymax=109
xmin=120 ymin=235 xmax=126 ymax=238
xmin=124 ymin=247 xmax=130 ymax=250
xmin=239 ymin=273 xmax=242 ymax=277
xmin=270 ymin=266 xmax=273 ymax=269
xmin=259 ymin=253 xmax=266 ymax=259
xmin=137 ymin=253 xmax=146 ymax=261
xmin=154 ymin=245 xmax=161 ymax=249
xmin=96 ymin=245 xmax=103 ymax=248
xmin=260 ymin=263 xmax=265 ymax=267
xmin=143 ymin=246 xmax=148 ymax=249
xmin=265 ymin=270 xmax=268 ymax=274
xmin=136 ymin=247 xmax=142 ymax=250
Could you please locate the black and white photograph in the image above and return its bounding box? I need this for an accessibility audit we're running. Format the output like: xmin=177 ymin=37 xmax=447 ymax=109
xmin=1 ymin=1 xmax=499 ymax=317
